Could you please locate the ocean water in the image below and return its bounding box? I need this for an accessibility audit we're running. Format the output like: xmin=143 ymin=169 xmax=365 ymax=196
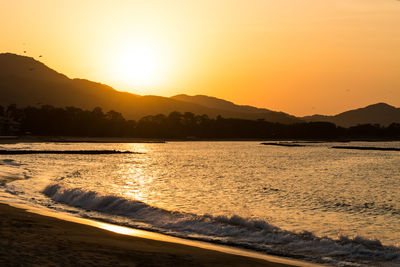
xmin=0 ymin=141 xmax=399 ymax=266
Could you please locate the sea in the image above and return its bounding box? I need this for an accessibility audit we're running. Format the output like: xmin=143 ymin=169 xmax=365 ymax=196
xmin=0 ymin=141 xmax=399 ymax=266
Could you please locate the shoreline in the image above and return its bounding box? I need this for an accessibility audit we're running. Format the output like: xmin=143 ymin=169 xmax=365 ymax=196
xmin=0 ymin=202 xmax=321 ymax=267
xmin=0 ymin=136 xmax=167 ymax=144
xmin=1 ymin=135 xmax=400 ymax=144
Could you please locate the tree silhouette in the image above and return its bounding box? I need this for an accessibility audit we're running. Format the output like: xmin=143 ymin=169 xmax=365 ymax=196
xmin=0 ymin=104 xmax=399 ymax=140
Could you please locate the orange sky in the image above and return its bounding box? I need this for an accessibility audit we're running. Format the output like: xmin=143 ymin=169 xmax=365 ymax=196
xmin=2 ymin=0 xmax=400 ymax=116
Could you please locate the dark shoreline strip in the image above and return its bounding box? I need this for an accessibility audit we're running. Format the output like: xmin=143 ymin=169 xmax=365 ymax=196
xmin=331 ymin=146 xmax=400 ymax=151
xmin=260 ymin=142 xmax=305 ymax=147
xmin=0 ymin=203 xmax=289 ymax=267
xmin=0 ymin=150 xmax=139 ymax=155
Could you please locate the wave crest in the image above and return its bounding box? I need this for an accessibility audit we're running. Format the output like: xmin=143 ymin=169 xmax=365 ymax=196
xmin=43 ymin=183 xmax=400 ymax=266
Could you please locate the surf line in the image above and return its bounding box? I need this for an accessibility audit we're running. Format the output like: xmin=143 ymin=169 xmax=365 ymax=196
xmin=0 ymin=202 xmax=319 ymax=267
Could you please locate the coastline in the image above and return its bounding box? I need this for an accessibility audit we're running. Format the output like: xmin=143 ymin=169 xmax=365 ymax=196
xmin=0 ymin=203 xmax=320 ymax=267
xmin=0 ymin=136 xmax=167 ymax=144
xmin=1 ymin=135 xmax=400 ymax=144
xmin=3 ymin=141 xmax=398 ymax=266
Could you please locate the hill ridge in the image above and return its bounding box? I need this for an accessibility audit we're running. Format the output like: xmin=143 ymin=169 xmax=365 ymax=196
xmin=303 ymin=102 xmax=400 ymax=127
xmin=1 ymin=53 xmax=398 ymax=126
xmin=0 ymin=53 xmax=300 ymax=124
xmin=171 ymin=94 xmax=273 ymax=113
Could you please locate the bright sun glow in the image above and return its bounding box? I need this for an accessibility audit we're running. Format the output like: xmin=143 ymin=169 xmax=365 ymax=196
xmin=109 ymin=42 xmax=165 ymax=88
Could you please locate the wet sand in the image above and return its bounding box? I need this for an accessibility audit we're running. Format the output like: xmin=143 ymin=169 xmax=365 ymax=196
xmin=0 ymin=203 xmax=297 ymax=267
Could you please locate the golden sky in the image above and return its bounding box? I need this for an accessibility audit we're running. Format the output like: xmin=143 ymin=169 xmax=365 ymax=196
xmin=2 ymin=0 xmax=400 ymax=116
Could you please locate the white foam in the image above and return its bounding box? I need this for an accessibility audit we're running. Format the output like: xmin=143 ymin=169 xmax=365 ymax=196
xmin=43 ymin=183 xmax=400 ymax=266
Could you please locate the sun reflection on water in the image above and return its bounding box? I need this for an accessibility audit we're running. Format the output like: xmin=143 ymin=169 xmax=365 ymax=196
xmin=98 ymin=223 xmax=137 ymax=235
xmin=113 ymin=150 xmax=154 ymax=203
xmin=26 ymin=141 xmax=400 ymax=246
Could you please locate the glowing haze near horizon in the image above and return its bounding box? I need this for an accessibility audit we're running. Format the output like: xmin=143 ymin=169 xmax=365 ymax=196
xmin=1 ymin=0 xmax=400 ymax=116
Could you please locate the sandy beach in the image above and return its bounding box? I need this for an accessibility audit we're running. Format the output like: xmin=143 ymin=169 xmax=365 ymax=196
xmin=0 ymin=203 xmax=299 ymax=267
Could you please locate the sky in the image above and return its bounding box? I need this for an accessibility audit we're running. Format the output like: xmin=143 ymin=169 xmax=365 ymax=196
xmin=2 ymin=0 xmax=400 ymax=116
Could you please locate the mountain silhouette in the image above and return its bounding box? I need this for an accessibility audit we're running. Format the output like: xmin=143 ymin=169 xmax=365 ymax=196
xmin=1 ymin=53 xmax=398 ymax=126
xmin=0 ymin=52 xmax=68 ymax=82
xmin=0 ymin=53 xmax=300 ymax=123
xmin=172 ymin=94 xmax=272 ymax=113
xmin=303 ymin=103 xmax=400 ymax=127
xmin=171 ymin=94 xmax=300 ymax=124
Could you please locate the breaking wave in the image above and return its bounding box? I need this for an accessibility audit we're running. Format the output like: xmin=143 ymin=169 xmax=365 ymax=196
xmin=43 ymin=183 xmax=400 ymax=266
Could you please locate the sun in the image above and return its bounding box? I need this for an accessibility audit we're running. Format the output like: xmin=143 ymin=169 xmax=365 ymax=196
xmin=109 ymin=43 xmax=165 ymax=88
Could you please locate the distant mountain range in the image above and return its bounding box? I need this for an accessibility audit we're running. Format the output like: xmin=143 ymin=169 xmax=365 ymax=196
xmin=0 ymin=53 xmax=399 ymax=127
xmin=170 ymin=94 xmax=300 ymax=124
xmin=0 ymin=53 xmax=299 ymax=124
xmin=302 ymin=103 xmax=400 ymax=127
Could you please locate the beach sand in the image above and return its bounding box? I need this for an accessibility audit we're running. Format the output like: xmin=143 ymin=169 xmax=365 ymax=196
xmin=0 ymin=203 xmax=296 ymax=267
